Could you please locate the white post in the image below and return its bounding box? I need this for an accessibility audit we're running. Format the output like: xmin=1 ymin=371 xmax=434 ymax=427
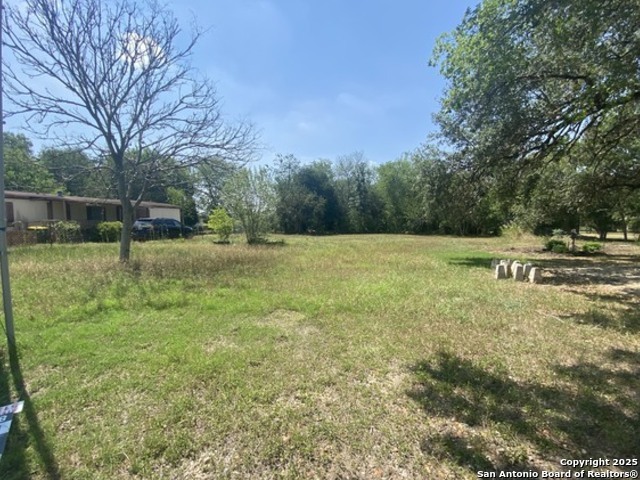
xmin=0 ymin=0 xmax=16 ymax=346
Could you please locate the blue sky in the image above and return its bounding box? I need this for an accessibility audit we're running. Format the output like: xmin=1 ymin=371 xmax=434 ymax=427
xmin=168 ymin=0 xmax=478 ymax=164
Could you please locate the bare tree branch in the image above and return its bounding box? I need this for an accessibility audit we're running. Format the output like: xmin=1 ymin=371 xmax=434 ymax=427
xmin=3 ymin=0 xmax=259 ymax=261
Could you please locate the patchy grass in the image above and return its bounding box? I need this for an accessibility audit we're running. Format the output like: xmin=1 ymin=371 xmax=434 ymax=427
xmin=1 ymin=235 xmax=638 ymax=479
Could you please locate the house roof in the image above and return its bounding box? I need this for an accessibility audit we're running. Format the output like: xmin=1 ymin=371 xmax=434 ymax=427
xmin=5 ymin=190 xmax=179 ymax=209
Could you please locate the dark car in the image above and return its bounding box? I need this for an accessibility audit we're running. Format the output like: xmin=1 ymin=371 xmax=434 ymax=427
xmin=131 ymin=217 xmax=193 ymax=241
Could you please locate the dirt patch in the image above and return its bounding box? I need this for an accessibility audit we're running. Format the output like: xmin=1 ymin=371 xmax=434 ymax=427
xmin=261 ymin=309 xmax=320 ymax=336
xmin=494 ymin=243 xmax=640 ymax=303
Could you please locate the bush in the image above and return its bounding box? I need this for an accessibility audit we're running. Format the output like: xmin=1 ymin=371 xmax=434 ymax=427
xmin=97 ymin=221 xmax=123 ymax=242
xmin=544 ymin=238 xmax=568 ymax=253
xmin=582 ymin=242 xmax=603 ymax=254
xmin=52 ymin=221 xmax=82 ymax=243
xmin=207 ymin=208 xmax=234 ymax=242
xmin=551 ymin=243 xmax=569 ymax=253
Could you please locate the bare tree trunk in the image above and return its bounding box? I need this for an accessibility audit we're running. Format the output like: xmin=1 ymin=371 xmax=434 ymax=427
xmin=622 ymin=217 xmax=628 ymax=241
xmin=119 ymin=201 xmax=133 ymax=263
xmin=116 ymin=167 xmax=133 ymax=262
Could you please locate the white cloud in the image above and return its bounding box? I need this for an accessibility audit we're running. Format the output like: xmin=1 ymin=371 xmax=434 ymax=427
xmin=119 ymin=32 xmax=164 ymax=69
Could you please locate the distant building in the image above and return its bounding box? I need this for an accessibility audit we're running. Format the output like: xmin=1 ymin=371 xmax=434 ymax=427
xmin=4 ymin=190 xmax=181 ymax=230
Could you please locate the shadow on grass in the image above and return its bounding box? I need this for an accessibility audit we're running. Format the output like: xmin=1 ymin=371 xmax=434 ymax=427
xmin=562 ymin=307 xmax=640 ymax=334
xmin=450 ymin=254 xmax=640 ymax=334
xmin=531 ymin=256 xmax=640 ymax=334
xmin=407 ymin=350 xmax=639 ymax=474
xmin=447 ymin=256 xmax=494 ymax=269
xmin=532 ymin=257 xmax=640 ymax=288
xmin=0 ymin=342 xmax=61 ymax=480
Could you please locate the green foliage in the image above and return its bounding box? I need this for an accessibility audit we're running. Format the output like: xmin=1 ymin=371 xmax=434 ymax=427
xmin=195 ymin=158 xmax=239 ymax=213
xmin=582 ymin=242 xmax=603 ymax=254
xmin=432 ymin=0 xmax=640 ymax=184
xmin=207 ymin=208 xmax=234 ymax=242
xmin=376 ymin=156 xmax=423 ymax=232
xmin=97 ymin=221 xmax=123 ymax=243
xmin=412 ymin=146 xmax=504 ymax=235
xmin=501 ymin=221 xmax=527 ymax=239
xmin=222 ymin=167 xmax=275 ymax=244
xmin=273 ymin=155 xmax=343 ymax=234
xmin=4 ymin=132 xmax=58 ymax=192
xmin=544 ymin=239 xmax=568 ymax=253
xmin=38 ymin=147 xmax=106 ymax=196
xmin=334 ymin=152 xmax=383 ymax=233
xmin=167 ymin=187 xmax=198 ymax=226
xmin=551 ymin=243 xmax=569 ymax=254
xmin=52 ymin=220 xmax=82 ymax=243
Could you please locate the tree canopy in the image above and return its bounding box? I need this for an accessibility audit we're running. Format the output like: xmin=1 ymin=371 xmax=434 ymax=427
xmin=432 ymin=0 xmax=640 ymax=183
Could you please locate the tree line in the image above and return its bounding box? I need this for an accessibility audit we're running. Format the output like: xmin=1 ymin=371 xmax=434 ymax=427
xmin=7 ymin=128 xmax=640 ymax=241
xmin=207 ymin=0 xmax=640 ymax=243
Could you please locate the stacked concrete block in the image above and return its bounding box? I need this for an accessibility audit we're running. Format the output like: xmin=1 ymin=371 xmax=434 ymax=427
xmin=495 ymin=264 xmax=507 ymax=279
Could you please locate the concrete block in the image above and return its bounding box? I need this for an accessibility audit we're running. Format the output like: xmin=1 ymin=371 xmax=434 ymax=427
xmin=529 ymin=267 xmax=542 ymax=283
xmin=495 ymin=264 xmax=507 ymax=279
xmin=523 ymin=263 xmax=533 ymax=278
xmin=513 ymin=263 xmax=524 ymax=281
xmin=491 ymin=259 xmax=499 ymax=269
xmin=500 ymin=259 xmax=512 ymax=276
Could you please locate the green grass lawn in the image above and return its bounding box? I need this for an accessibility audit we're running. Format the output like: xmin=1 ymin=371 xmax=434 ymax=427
xmin=1 ymin=235 xmax=638 ymax=479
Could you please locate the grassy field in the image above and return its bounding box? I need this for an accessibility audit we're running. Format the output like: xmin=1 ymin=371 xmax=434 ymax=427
xmin=0 ymin=234 xmax=638 ymax=479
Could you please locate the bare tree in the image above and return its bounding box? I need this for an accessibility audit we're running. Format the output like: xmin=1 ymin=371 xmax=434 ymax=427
xmin=3 ymin=0 xmax=257 ymax=261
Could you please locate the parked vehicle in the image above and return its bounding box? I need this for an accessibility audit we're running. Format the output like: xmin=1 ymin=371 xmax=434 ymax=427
xmin=131 ymin=218 xmax=193 ymax=241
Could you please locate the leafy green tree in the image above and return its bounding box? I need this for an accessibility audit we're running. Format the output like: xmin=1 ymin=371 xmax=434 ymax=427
xmin=273 ymin=157 xmax=343 ymax=234
xmin=505 ymin=160 xmax=580 ymax=235
xmin=207 ymin=208 xmax=233 ymax=242
xmin=295 ymin=161 xmax=343 ymax=233
xmin=413 ymin=147 xmax=504 ymax=235
xmin=432 ymin=0 xmax=640 ymax=184
xmin=38 ymin=147 xmax=108 ymax=197
xmin=334 ymin=152 xmax=383 ymax=233
xmin=375 ymin=156 xmax=422 ymax=233
xmin=222 ymin=168 xmax=275 ymax=244
xmin=4 ymin=132 xmax=58 ymax=192
xmin=273 ymin=154 xmax=308 ymax=234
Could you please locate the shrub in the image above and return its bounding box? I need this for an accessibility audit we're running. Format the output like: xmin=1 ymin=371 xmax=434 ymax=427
xmin=582 ymin=242 xmax=603 ymax=254
xmin=97 ymin=221 xmax=123 ymax=242
xmin=51 ymin=221 xmax=82 ymax=243
xmin=551 ymin=228 xmax=566 ymax=238
xmin=207 ymin=208 xmax=234 ymax=242
xmin=551 ymin=243 xmax=569 ymax=254
xmin=544 ymin=238 xmax=568 ymax=253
